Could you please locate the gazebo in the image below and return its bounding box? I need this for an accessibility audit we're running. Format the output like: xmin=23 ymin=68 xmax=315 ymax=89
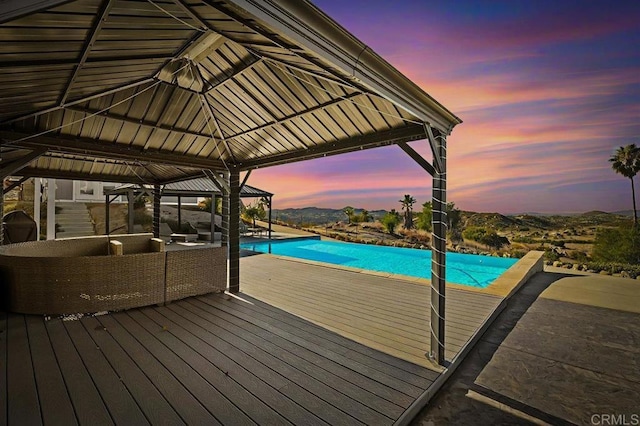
xmin=104 ymin=177 xmax=274 ymax=238
xmin=0 ymin=0 xmax=461 ymax=365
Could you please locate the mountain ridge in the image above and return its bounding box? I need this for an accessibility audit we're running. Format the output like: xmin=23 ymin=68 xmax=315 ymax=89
xmin=272 ymin=206 xmax=632 ymax=229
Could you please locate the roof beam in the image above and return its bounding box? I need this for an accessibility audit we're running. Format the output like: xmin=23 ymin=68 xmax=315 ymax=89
xmin=0 ymin=130 xmax=226 ymax=170
xmin=3 ymin=175 xmax=31 ymax=194
xmin=182 ymin=32 xmax=226 ymax=63
xmin=2 ymin=77 xmax=156 ymax=125
xmin=200 ymin=1 xmax=371 ymax=95
xmin=59 ymin=0 xmax=115 ymax=105
xmin=0 ymin=0 xmax=72 ymax=24
xmin=0 ymin=148 xmax=47 ymax=179
xmin=424 ymin=124 xmax=444 ymax=174
xmin=240 ymin=169 xmax=251 ymax=190
xmin=397 ymin=142 xmax=435 ymax=176
xmin=0 ymin=54 xmax=172 ymax=71
xmin=239 ymin=123 xmax=426 ymax=170
xmin=198 ymin=93 xmax=236 ymax=163
xmin=15 ymin=167 xmax=152 ymax=184
xmin=64 ymin=106 xmax=217 ymax=141
xmin=203 ymin=169 xmax=229 ymax=194
xmin=225 ymin=92 xmax=361 ymax=141
xmin=203 ymin=56 xmax=263 ymax=94
xmin=260 ymin=57 xmax=369 ymax=94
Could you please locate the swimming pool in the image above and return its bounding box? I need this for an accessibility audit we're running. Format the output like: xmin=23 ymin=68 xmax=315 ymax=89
xmin=241 ymin=237 xmax=518 ymax=288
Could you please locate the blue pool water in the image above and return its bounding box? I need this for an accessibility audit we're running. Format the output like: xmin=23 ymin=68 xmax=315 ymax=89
xmin=241 ymin=237 xmax=518 ymax=288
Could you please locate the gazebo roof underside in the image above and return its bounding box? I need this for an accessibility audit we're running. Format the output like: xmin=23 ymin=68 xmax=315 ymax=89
xmin=0 ymin=0 xmax=461 ymax=185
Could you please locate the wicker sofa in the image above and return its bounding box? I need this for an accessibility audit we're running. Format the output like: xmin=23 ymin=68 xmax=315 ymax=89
xmin=0 ymin=233 xmax=227 ymax=315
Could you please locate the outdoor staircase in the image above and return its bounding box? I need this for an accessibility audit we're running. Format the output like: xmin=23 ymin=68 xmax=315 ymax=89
xmin=55 ymin=202 xmax=96 ymax=238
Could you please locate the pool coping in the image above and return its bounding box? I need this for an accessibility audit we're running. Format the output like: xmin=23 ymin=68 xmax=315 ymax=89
xmin=247 ymin=243 xmax=544 ymax=298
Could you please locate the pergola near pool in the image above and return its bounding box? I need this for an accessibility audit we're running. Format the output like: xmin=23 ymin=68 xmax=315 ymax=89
xmin=0 ymin=0 xmax=461 ymax=365
xmin=104 ymin=177 xmax=274 ymax=238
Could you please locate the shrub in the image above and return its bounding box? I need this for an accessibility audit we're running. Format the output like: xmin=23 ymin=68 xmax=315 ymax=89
xmin=570 ymin=250 xmax=589 ymax=263
xmin=512 ymin=236 xmax=536 ymax=244
xmin=381 ymin=211 xmax=401 ymax=234
xmin=592 ymin=226 xmax=640 ymax=264
xmin=462 ymin=226 xmax=510 ymax=249
xmin=584 ymin=261 xmax=640 ymax=278
xmin=198 ymin=197 xmax=222 ymax=214
xmin=132 ymin=209 xmax=152 ymax=226
xmin=543 ymin=249 xmax=560 ymax=262
xmin=133 ymin=195 xmax=148 ymax=210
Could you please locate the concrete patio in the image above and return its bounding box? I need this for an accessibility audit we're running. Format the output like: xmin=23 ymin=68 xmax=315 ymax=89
xmin=413 ymin=270 xmax=640 ymax=425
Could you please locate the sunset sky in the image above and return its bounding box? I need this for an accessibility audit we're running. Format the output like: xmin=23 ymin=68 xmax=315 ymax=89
xmin=250 ymin=0 xmax=640 ymax=214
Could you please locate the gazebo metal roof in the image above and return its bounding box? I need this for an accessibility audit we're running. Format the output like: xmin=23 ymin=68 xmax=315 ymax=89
xmin=106 ymin=177 xmax=272 ymax=197
xmin=0 ymin=0 xmax=460 ymax=185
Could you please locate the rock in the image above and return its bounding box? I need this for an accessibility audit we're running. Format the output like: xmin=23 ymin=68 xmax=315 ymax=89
xmin=599 ymin=270 xmax=611 ymax=275
xmin=620 ymin=271 xmax=631 ymax=278
xmin=553 ymin=261 xmax=562 ymax=267
xmin=572 ymin=263 xmax=582 ymax=270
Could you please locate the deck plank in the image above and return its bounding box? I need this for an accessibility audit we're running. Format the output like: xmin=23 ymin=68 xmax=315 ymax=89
xmin=6 ymin=314 xmax=41 ymax=425
xmin=45 ymin=319 xmax=113 ymax=425
xmin=86 ymin=316 xmax=217 ymax=425
xmin=110 ymin=312 xmax=253 ymax=426
xmin=194 ymin=295 xmax=427 ymax=399
xmin=63 ymin=320 xmax=149 ymax=425
xmin=128 ymin=308 xmax=311 ymax=425
xmin=181 ymin=298 xmax=407 ymax=418
xmin=73 ymin=317 xmax=182 ymax=425
xmin=138 ymin=307 xmax=330 ymax=426
xmin=157 ymin=304 xmax=376 ymax=425
xmin=219 ymin=293 xmax=438 ymax=384
xmin=25 ymin=317 xmax=77 ymax=426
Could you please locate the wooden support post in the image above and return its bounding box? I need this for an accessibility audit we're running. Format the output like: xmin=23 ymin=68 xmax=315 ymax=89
xmin=211 ymin=193 xmax=216 ymax=242
xmin=127 ymin=189 xmax=134 ymax=234
xmin=227 ymin=169 xmax=240 ymax=293
xmin=222 ymin=176 xmax=229 ymax=248
xmin=268 ymin=196 xmax=273 ymax=239
xmin=430 ymin=134 xmax=447 ymax=366
xmin=46 ymin=179 xmax=56 ymax=240
xmin=34 ymin=178 xmax=41 ymax=240
xmin=105 ymin=194 xmax=110 ymax=235
xmin=153 ymin=184 xmax=161 ymax=238
xmin=177 ymin=196 xmax=182 ymax=229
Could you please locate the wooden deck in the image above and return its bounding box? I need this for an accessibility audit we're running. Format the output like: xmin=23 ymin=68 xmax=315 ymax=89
xmin=240 ymin=254 xmax=503 ymax=367
xmin=1 ymin=254 xmax=505 ymax=425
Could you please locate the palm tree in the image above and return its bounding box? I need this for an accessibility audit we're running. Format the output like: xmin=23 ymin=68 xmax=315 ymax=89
xmin=610 ymin=144 xmax=640 ymax=225
xmin=243 ymin=202 xmax=266 ymax=228
xmin=399 ymin=194 xmax=416 ymax=229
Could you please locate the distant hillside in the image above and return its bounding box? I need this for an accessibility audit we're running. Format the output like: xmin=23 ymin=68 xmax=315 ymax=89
xmin=613 ymin=210 xmax=634 ymax=217
xmin=462 ymin=210 xmax=630 ymax=230
xmin=273 ymin=207 xmax=387 ymax=225
xmin=273 ymin=207 xmax=633 ymax=229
